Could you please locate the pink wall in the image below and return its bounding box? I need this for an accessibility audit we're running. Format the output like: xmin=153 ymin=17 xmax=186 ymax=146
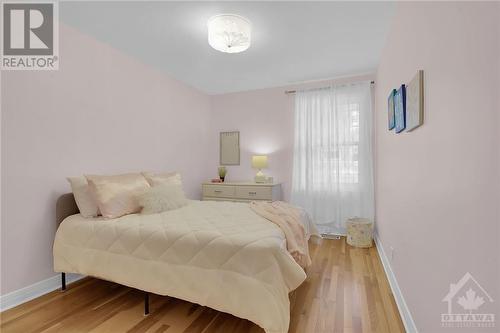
xmin=209 ymin=74 xmax=374 ymax=201
xmin=209 ymin=87 xmax=294 ymax=201
xmin=1 ymin=24 xmax=212 ymax=294
xmin=375 ymin=2 xmax=499 ymax=332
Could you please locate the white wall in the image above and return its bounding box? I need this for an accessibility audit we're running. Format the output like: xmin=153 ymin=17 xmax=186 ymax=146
xmin=1 ymin=24 xmax=212 ymax=295
xmin=375 ymin=2 xmax=499 ymax=332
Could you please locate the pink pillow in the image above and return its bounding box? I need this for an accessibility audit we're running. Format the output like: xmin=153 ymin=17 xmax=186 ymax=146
xmin=86 ymin=173 xmax=150 ymax=219
xmin=67 ymin=176 xmax=100 ymax=217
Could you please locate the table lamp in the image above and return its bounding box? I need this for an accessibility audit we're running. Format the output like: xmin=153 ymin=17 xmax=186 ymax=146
xmin=252 ymin=155 xmax=268 ymax=183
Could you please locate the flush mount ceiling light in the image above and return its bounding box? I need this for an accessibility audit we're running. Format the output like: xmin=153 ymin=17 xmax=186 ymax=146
xmin=207 ymin=14 xmax=251 ymax=53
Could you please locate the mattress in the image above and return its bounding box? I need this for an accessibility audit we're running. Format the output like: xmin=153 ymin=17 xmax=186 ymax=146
xmin=53 ymin=200 xmax=309 ymax=333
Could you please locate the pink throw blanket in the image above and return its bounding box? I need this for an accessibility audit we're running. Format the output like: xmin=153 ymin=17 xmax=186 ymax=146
xmin=249 ymin=201 xmax=312 ymax=268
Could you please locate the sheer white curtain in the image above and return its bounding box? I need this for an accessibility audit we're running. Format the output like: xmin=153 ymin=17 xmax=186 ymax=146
xmin=290 ymin=82 xmax=374 ymax=235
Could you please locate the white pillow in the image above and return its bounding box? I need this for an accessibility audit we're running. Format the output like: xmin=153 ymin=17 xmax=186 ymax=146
xmin=67 ymin=176 xmax=100 ymax=217
xmin=138 ymin=184 xmax=189 ymax=214
xmin=142 ymin=171 xmax=182 ymax=187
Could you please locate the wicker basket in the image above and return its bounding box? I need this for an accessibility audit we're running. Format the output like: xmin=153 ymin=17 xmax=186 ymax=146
xmin=346 ymin=218 xmax=373 ymax=248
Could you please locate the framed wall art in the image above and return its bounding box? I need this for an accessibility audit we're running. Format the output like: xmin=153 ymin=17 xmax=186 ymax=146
xmin=406 ymin=70 xmax=424 ymax=131
xmin=220 ymin=131 xmax=240 ymax=165
xmin=388 ymin=89 xmax=396 ymax=130
xmin=394 ymin=85 xmax=406 ymax=133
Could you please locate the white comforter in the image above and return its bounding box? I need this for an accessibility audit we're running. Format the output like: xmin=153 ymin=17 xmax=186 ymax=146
xmin=53 ymin=200 xmax=309 ymax=333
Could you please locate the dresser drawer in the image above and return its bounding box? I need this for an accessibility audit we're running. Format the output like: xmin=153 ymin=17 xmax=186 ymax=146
xmin=235 ymin=186 xmax=272 ymax=200
xmin=202 ymin=185 xmax=235 ymax=198
xmin=203 ymin=197 xmax=235 ymax=202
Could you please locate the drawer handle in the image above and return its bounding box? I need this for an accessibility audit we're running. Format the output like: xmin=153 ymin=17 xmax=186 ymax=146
xmin=249 ymin=191 xmax=257 ymax=195
xmin=214 ymin=190 xmax=222 ymax=193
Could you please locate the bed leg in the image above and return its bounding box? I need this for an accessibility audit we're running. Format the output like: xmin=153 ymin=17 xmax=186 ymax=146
xmin=144 ymin=292 xmax=150 ymax=315
xmin=61 ymin=272 xmax=66 ymax=291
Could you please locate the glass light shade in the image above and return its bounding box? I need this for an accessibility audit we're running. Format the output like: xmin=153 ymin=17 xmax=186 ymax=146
xmin=252 ymin=155 xmax=268 ymax=169
xmin=207 ymin=14 xmax=251 ymax=53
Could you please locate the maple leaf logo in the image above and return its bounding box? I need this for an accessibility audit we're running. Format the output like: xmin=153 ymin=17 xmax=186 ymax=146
xmin=457 ymin=288 xmax=485 ymax=313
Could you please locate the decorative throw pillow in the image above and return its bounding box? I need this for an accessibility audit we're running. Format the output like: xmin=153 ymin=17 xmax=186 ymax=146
xmin=67 ymin=176 xmax=100 ymax=217
xmin=139 ymin=184 xmax=189 ymax=214
xmin=86 ymin=173 xmax=150 ymax=219
xmin=142 ymin=171 xmax=182 ymax=187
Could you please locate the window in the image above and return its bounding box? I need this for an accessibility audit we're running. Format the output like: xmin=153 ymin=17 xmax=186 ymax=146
xmin=295 ymin=102 xmax=361 ymax=191
xmin=291 ymin=82 xmax=374 ymax=233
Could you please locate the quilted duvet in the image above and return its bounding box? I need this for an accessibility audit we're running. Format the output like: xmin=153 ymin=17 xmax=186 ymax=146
xmin=53 ymin=200 xmax=308 ymax=333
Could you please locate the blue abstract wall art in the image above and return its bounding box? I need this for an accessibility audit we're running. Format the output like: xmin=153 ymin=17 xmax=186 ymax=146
xmin=388 ymin=89 xmax=396 ymax=130
xmin=394 ymin=84 xmax=406 ymax=133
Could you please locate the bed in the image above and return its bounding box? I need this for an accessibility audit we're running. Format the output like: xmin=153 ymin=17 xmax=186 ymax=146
xmin=53 ymin=194 xmax=317 ymax=333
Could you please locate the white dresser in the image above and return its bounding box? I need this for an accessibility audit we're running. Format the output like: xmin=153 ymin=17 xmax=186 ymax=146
xmin=202 ymin=182 xmax=281 ymax=202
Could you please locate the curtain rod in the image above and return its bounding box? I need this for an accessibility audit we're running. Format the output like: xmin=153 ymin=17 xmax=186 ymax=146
xmin=285 ymin=80 xmax=375 ymax=94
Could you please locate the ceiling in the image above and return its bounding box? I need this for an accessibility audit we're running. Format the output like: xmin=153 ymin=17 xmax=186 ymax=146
xmin=61 ymin=1 xmax=395 ymax=95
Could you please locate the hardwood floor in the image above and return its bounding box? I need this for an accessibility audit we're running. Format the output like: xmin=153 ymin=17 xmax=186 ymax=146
xmin=0 ymin=237 xmax=405 ymax=333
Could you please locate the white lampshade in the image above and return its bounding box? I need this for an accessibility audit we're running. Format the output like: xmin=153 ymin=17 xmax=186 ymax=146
xmin=207 ymin=14 xmax=251 ymax=53
xmin=252 ymin=155 xmax=268 ymax=169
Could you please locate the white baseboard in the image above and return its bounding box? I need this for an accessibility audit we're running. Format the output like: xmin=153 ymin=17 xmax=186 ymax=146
xmin=374 ymin=235 xmax=419 ymax=333
xmin=0 ymin=273 xmax=85 ymax=312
